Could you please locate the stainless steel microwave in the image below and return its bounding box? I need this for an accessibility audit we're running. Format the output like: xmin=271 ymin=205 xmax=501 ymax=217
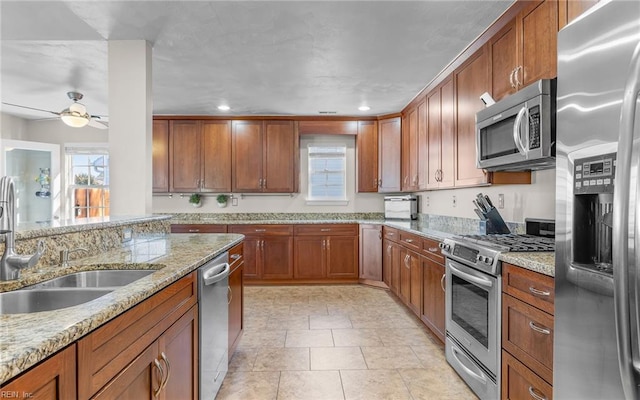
xmin=476 ymin=79 xmax=556 ymax=171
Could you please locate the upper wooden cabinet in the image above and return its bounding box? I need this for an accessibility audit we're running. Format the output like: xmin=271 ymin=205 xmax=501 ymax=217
xmin=401 ymin=104 xmax=420 ymax=192
xmin=232 ymin=120 xmax=298 ymax=193
xmin=424 ymin=76 xmax=455 ymax=190
xmin=559 ymin=0 xmax=599 ymax=29
xmin=152 ymin=120 xmax=170 ymax=193
xmin=378 ymin=117 xmax=402 ymax=193
xmin=169 ymin=120 xmax=232 ymax=193
xmin=490 ymin=0 xmax=558 ymax=101
xmin=356 ymin=120 xmax=379 ymax=193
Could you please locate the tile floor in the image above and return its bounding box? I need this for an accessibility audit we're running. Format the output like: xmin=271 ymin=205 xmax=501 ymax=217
xmin=216 ymin=285 xmax=477 ymax=400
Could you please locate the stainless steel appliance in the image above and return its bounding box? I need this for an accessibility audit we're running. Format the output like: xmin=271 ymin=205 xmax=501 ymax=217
xmin=476 ymin=79 xmax=556 ymax=171
xmin=440 ymin=226 xmax=554 ymax=400
xmin=555 ymin=1 xmax=640 ymax=398
xmin=384 ymin=195 xmax=418 ymax=220
xmin=198 ymin=252 xmax=230 ymax=400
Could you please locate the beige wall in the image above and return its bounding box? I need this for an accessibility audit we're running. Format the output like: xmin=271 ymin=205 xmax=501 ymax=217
xmin=0 ymin=112 xmax=28 ymax=140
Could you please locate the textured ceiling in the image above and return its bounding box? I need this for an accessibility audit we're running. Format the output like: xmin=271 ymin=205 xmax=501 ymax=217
xmin=1 ymin=1 xmax=513 ymax=121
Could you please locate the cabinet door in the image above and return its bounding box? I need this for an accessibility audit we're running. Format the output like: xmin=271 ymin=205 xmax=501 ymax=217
xmin=439 ymin=78 xmax=455 ymax=189
xmin=399 ymin=249 xmax=411 ymax=304
xmin=502 ymin=351 xmax=553 ymax=400
xmin=326 ymin=235 xmax=359 ymax=279
xmin=518 ymin=0 xmax=558 ymax=87
xmin=152 ymin=120 xmax=170 ymax=193
xmin=401 ymin=106 xmax=419 ymax=191
xmin=359 ymin=224 xmax=382 ymax=281
xmin=92 ymin=344 xmax=158 ymax=400
xmin=454 ymin=47 xmax=490 ymax=187
xmin=242 ymin=237 xmax=261 ymax=279
xmin=262 ymin=236 xmax=294 ymax=279
xmin=356 ymin=121 xmax=379 ymax=193
xmin=159 ymin=306 xmax=198 ymax=400
xmin=417 ymin=98 xmax=429 ymax=190
xmin=390 ymin=243 xmax=402 ymax=295
xmin=382 ymin=239 xmax=392 ymax=287
xmin=232 ymin=120 xmax=263 ymax=192
xmin=560 ymin=0 xmax=599 ymax=29
xmin=264 ymin=120 xmax=297 ymax=192
xmin=0 ymin=345 xmax=76 ymax=399
xmin=170 ymin=120 xmax=201 ymax=192
xmin=201 ymin=120 xmax=232 ymax=192
xmin=293 ymin=236 xmax=325 ymax=279
xmin=490 ymin=20 xmax=518 ymax=102
xmin=378 ymin=117 xmax=401 ymax=192
xmin=408 ymin=252 xmax=422 ymax=316
xmin=426 ymin=88 xmax=441 ymax=190
xmin=422 ymin=258 xmax=445 ymax=342
xmin=229 ymin=260 xmax=244 ymax=359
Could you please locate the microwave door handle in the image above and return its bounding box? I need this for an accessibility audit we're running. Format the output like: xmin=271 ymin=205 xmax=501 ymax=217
xmin=614 ymin=40 xmax=640 ymax=400
xmin=513 ymin=106 xmax=528 ymax=155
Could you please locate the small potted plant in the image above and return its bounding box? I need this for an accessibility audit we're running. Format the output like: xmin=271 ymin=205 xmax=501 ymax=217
xmin=216 ymin=194 xmax=229 ymax=208
xmin=189 ymin=193 xmax=202 ymax=208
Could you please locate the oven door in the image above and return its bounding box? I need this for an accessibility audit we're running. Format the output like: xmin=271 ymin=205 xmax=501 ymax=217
xmin=445 ymin=258 xmax=501 ymax=376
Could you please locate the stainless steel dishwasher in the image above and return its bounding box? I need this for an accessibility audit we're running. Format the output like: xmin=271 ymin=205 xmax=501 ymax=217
xmin=198 ymin=252 xmax=230 ymax=400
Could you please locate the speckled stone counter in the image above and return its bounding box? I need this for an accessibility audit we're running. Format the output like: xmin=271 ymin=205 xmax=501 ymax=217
xmin=500 ymin=252 xmax=555 ymax=277
xmin=0 ymin=232 xmax=243 ymax=385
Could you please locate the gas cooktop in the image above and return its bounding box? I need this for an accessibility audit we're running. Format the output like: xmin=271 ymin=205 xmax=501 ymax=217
xmin=459 ymin=234 xmax=555 ymax=252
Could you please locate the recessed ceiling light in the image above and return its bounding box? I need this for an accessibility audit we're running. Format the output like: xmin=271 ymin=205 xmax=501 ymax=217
xmin=358 ymin=105 xmax=371 ymax=111
xmin=217 ymin=105 xmax=230 ymax=111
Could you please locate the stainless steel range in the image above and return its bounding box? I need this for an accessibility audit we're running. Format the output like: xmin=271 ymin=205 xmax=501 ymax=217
xmin=439 ymin=224 xmax=554 ymax=400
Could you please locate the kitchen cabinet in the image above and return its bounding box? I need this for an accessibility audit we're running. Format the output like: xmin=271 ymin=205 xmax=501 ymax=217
xmin=559 ymin=0 xmax=599 ymax=29
xmin=356 ymin=120 xmax=379 ymax=193
xmin=77 ymin=272 xmax=198 ymax=400
xmin=228 ymin=225 xmax=294 ymax=280
xmin=377 ymin=117 xmax=402 ymax=192
xmin=232 ymin=120 xmax=298 ymax=193
xmin=421 ymin=237 xmax=446 ymax=342
xmin=501 ymin=263 xmax=555 ymax=399
xmin=399 ymin=248 xmax=422 ymax=316
xmin=228 ymin=243 xmax=244 ymax=360
xmin=153 ymin=120 xmax=170 ymax=193
xmin=401 ymin=104 xmax=420 ymax=192
xmin=169 ymin=120 xmax=232 ymax=193
xmin=0 ymin=344 xmax=76 ymax=399
xmin=359 ymin=224 xmax=383 ymax=284
xmin=383 ymin=227 xmax=401 ymax=294
xmin=293 ymin=224 xmax=359 ymax=281
xmin=424 ymin=76 xmax=455 ymax=190
xmin=171 ymin=224 xmax=227 ymax=233
xmin=489 ymin=0 xmax=558 ymax=101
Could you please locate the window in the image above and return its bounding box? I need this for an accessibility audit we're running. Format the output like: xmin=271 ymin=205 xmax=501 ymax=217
xmin=307 ymin=144 xmax=347 ymax=201
xmin=66 ymin=145 xmax=110 ymax=218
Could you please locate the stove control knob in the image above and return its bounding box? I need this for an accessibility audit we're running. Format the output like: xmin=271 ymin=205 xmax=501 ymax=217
xmin=477 ymin=255 xmax=486 ymax=263
xmin=485 ymin=257 xmax=494 ymax=264
xmin=439 ymin=243 xmax=451 ymax=252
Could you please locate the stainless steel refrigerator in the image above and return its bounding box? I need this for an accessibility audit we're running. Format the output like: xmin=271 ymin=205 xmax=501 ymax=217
xmin=556 ymin=0 xmax=640 ymax=398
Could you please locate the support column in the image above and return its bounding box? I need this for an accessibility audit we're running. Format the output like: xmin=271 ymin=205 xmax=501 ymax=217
xmin=108 ymin=40 xmax=153 ymax=216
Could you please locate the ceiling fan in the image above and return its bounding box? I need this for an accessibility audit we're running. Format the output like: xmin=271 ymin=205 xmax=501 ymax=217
xmin=2 ymin=91 xmax=108 ymax=130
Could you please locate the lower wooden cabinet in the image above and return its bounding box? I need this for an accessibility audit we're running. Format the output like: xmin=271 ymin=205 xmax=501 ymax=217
xmin=359 ymin=224 xmax=383 ymax=283
xmin=293 ymin=224 xmax=359 ymax=281
xmin=399 ymin=248 xmax=422 ymax=316
xmin=171 ymin=224 xmax=227 ymax=233
xmin=0 ymin=344 xmax=76 ymax=399
xmin=228 ymin=225 xmax=294 ymax=281
xmin=228 ymin=243 xmax=244 ymax=360
xmin=421 ymin=258 xmax=445 ymax=342
xmin=502 ymin=351 xmax=553 ymax=400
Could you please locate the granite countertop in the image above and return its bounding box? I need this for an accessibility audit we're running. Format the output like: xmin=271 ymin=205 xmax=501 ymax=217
xmin=0 ymin=232 xmax=243 ymax=385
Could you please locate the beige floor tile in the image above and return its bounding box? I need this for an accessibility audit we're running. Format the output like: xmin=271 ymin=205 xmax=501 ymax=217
xmin=228 ymin=347 xmax=259 ymax=372
xmin=253 ymin=347 xmax=310 ymax=371
xmin=376 ymin=328 xmax=434 ymax=346
xmin=277 ymin=370 xmax=345 ymax=400
xmin=310 ymin=314 xmax=353 ymax=329
xmin=266 ymin=315 xmax=310 ymax=330
xmin=289 ymin=303 xmax=329 ymax=316
xmin=310 ymin=347 xmax=367 ymax=370
xmin=349 ymin=315 xmax=395 ymax=329
xmin=361 ymin=346 xmax=424 ymax=369
xmin=411 ymin=343 xmax=447 ymax=367
xmin=285 ymin=329 xmax=334 ymax=347
xmin=340 ymin=369 xmax=411 ymax=400
xmin=332 ymin=328 xmax=383 ymax=347
xmin=244 ymin=315 xmax=270 ymax=330
xmin=399 ymin=367 xmax=478 ymax=400
xmin=216 ymin=371 xmax=280 ymax=400
xmin=239 ymin=330 xmax=287 ymax=349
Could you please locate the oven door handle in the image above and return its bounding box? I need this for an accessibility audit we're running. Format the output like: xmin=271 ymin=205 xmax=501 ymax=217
xmin=451 ymin=346 xmax=488 ymax=384
xmin=449 ymin=263 xmax=493 ymax=289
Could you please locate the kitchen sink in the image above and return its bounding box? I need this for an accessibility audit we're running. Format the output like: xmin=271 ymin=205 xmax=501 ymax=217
xmin=25 ymin=269 xmax=155 ymax=289
xmin=0 ymin=288 xmax=114 ymax=314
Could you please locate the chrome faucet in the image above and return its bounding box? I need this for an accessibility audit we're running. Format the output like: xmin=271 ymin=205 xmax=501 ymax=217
xmin=59 ymin=247 xmax=88 ymax=267
xmin=0 ymin=176 xmax=45 ymax=280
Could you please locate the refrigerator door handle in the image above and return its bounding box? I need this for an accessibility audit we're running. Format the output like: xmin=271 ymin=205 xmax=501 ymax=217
xmin=512 ymin=105 xmax=528 ymax=156
xmin=613 ymin=40 xmax=640 ymax=400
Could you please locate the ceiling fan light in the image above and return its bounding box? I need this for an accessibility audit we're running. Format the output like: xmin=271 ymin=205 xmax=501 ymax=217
xmin=60 ymin=109 xmax=90 ymax=128
xmin=69 ymin=102 xmax=87 ymax=115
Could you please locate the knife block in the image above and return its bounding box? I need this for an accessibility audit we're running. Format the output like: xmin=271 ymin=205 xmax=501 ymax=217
xmin=483 ymin=208 xmax=511 ymax=234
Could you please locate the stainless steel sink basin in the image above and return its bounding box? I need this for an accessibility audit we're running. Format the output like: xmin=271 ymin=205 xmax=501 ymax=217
xmin=0 ymin=288 xmax=114 ymax=314
xmin=25 ymin=269 xmax=155 ymax=289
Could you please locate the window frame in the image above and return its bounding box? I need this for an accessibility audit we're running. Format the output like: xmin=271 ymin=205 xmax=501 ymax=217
xmin=65 ymin=143 xmax=110 ymax=218
xmin=306 ymin=142 xmax=349 ymax=205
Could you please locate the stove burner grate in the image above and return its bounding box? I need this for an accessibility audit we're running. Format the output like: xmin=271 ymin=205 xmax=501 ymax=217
xmin=460 ymin=234 xmax=555 ymax=252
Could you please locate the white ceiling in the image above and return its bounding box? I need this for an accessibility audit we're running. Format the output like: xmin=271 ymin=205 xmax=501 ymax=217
xmin=1 ymin=1 xmax=513 ymax=121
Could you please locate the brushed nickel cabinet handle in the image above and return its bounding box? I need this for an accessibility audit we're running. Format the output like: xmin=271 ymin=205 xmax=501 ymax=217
xmin=188 ymin=229 xmax=200 ymax=233
xmin=405 ymin=239 xmax=414 ymax=243
xmin=529 ymin=286 xmax=551 ymax=297
xmin=441 ymin=274 xmax=446 ymax=292
xmin=160 ymin=352 xmax=171 ymax=391
xmin=404 ymin=254 xmax=410 ymax=268
xmin=528 ymin=386 xmax=547 ymax=400
xmin=255 ymin=229 xmax=266 ymax=232
xmin=428 ymin=247 xmax=438 ymax=252
xmin=509 ymin=68 xmax=516 ymax=89
xmin=231 ymin=254 xmax=241 ymax=260
xmin=153 ymin=359 xmax=164 ymax=398
xmin=529 ymin=321 xmax=551 ymax=335
xmin=228 ymin=285 xmax=233 ymax=305
xmin=320 ymin=228 xmax=331 ymax=232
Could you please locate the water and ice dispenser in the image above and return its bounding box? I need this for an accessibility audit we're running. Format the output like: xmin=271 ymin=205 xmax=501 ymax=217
xmin=572 ymin=153 xmax=616 ymax=272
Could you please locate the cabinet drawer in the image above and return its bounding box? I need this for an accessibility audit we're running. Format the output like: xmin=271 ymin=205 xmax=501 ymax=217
xmin=383 ymin=226 xmax=400 ymax=242
xmin=294 ymin=224 xmax=358 ymax=236
xmin=171 ymin=224 xmax=227 ymax=233
xmin=229 ymin=224 xmax=293 ymax=236
xmin=229 ymin=242 xmax=244 ymax=272
xmin=77 ymin=272 xmax=197 ymax=400
xmin=503 ymin=294 xmax=553 ymax=384
xmin=502 ymin=351 xmax=553 ymax=400
xmin=503 ymin=263 xmax=554 ymax=315
xmin=422 ymin=237 xmax=444 ymax=264
xmin=399 ymin=231 xmax=421 ymax=252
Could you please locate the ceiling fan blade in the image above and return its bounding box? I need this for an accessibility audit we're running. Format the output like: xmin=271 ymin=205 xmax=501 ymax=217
xmin=88 ymin=118 xmax=108 ymax=130
xmin=2 ymin=102 xmax=59 ymax=115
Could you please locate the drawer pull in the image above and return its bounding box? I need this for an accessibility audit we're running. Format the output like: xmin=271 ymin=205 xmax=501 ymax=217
xmin=529 ymin=286 xmax=551 ymax=297
xmin=388 ymin=232 xmax=395 ymax=236
xmin=405 ymin=239 xmax=414 ymax=243
xmin=529 ymin=321 xmax=551 ymax=335
xmin=428 ymin=247 xmax=438 ymax=252
xmin=231 ymin=254 xmax=241 ymax=260
xmin=254 ymin=229 xmax=266 ymax=232
xmin=320 ymin=228 xmax=331 ymax=232
xmin=188 ymin=229 xmax=200 ymax=233
xmin=528 ymin=386 xmax=547 ymax=400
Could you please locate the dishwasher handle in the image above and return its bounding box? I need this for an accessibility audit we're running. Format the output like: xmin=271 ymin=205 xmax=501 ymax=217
xmin=202 ymin=262 xmax=230 ymax=285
